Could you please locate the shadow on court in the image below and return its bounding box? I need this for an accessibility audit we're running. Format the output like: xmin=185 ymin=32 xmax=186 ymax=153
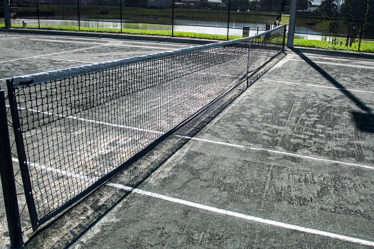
xmin=291 ymin=48 xmax=374 ymax=134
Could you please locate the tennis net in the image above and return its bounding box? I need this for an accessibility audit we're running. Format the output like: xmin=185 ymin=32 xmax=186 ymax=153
xmin=7 ymin=25 xmax=286 ymax=230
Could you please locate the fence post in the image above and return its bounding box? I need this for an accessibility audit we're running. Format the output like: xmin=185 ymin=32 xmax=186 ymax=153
xmin=282 ymin=25 xmax=286 ymax=52
xmin=0 ymin=89 xmax=25 ymax=249
xmin=36 ymin=0 xmax=40 ymax=28
xmin=120 ymin=0 xmax=122 ymax=33
xmin=77 ymin=0 xmax=81 ymax=31
xmin=3 ymin=0 xmax=11 ymax=28
xmin=226 ymin=0 xmax=231 ymax=40
xmin=171 ymin=0 xmax=175 ymax=37
xmin=358 ymin=21 xmax=364 ymax=52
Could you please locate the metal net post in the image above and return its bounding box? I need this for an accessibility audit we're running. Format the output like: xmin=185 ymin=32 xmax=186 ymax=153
xmin=0 ymin=89 xmax=24 ymax=249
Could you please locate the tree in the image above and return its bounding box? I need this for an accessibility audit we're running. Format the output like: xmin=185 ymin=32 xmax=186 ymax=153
xmin=318 ymin=0 xmax=338 ymax=18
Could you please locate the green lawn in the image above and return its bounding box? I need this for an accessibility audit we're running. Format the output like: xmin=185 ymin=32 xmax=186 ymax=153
xmin=2 ymin=20 xmax=374 ymax=52
xmin=9 ymin=23 xmax=242 ymax=40
xmin=293 ymin=38 xmax=374 ymax=53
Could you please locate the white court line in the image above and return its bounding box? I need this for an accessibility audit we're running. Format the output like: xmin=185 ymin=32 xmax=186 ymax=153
xmin=11 ymin=157 xmax=374 ymax=247
xmin=48 ymin=58 xmax=94 ymax=64
xmin=290 ymin=54 xmax=374 ymax=63
xmin=8 ymin=105 xmax=374 ymax=171
xmin=287 ymin=58 xmax=374 ymax=70
xmin=0 ymin=44 xmax=108 ymax=63
xmin=29 ymin=38 xmax=105 ymax=45
xmin=265 ymin=79 xmax=374 ymax=95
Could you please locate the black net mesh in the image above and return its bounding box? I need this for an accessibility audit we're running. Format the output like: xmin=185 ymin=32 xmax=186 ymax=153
xmin=8 ymin=26 xmax=285 ymax=228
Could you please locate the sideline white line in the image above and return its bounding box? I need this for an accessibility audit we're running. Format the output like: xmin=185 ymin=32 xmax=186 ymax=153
xmin=178 ymin=136 xmax=374 ymax=170
xmin=265 ymin=79 xmax=374 ymax=95
xmin=7 ymin=105 xmax=374 ymax=171
xmin=11 ymin=157 xmax=374 ymax=247
xmin=287 ymin=58 xmax=374 ymax=70
xmin=0 ymin=44 xmax=108 ymax=63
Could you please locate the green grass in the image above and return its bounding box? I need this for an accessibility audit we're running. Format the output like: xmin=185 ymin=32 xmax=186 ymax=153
xmin=293 ymin=38 xmax=374 ymax=53
xmin=10 ymin=24 xmax=242 ymax=40
xmin=6 ymin=22 xmax=374 ymax=52
xmin=280 ymin=15 xmax=289 ymax=25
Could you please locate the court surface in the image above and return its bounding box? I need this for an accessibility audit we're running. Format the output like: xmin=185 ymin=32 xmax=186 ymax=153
xmin=1 ymin=30 xmax=374 ymax=249
xmin=70 ymin=49 xmax=374 ymax=248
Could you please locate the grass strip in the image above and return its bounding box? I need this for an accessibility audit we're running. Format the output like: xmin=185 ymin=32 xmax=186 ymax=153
xmin=293 ymin=38 xmax=374 ymax=53
xmin=10 ymin=24 xmax=242 ymax=40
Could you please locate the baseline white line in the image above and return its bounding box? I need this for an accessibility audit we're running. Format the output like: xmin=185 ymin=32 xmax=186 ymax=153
xmin=8 ymin=105 xmax=374 ymax=171
xmin=0 ymin=44 xmax=108 ymax=63
xmin=48 ymin=58 xmax=94 ymax=64
xmin=29 ymin=38 xmax=105 ymax=45
xmin=265 ymin=79 xmax=374 ymax=95
xmin=287 ymin=58 xmax=374 ymax=70
xmin=11 ymin=157 xmax=374 ymax=247
xmin=289 ymin=54 xmax=374 ymax=64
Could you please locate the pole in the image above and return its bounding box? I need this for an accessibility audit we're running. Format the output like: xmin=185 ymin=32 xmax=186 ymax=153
xmin=358 ymin=21 xmax=363 ymax=52
xmin=36 ymin=0 xmax=40 ymax=29
xmin=3 ymin=0 xmax=11 ymax=28
xmin=77 ymin=0 xmax=80 ymax=31
xmin=120 ymin=0 xmax=122 ymax=33
xmin=226 ymin=0 xmax=231 ymax=40
xmin=7 ymin=80 xmax=39 ymax=231
xmin=171 ymin=0 xmax=175 ymax=37
xmin=287 ymin=0 xmax=296 ymax=47
xmin=246 ymin=42 xmax=251 ymax=88
xmin=282 ymin=25 xmax=286 ymax=52
xmin=0 ymin=89 xmax=25 ymax=249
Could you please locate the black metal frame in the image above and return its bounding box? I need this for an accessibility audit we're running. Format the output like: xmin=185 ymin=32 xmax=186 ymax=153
xmin=7 ymin=80 xmax=39 ymax=231
xmin=0 ymin=89 xmax=24 ymax=249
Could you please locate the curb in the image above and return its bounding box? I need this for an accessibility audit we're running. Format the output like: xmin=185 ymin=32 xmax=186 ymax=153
xmin=0 ymin=28 xmax=215 ymax=45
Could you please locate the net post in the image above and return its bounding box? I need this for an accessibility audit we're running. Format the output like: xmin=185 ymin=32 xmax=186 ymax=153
xmin=3 ymin=0 xmax=11 ymax=28
xmin=171 ymin=0 xmax=175 ymax=37
xmin=246 ymin=41 xmax=251 ymax=88
xmin=0 ymin=89 xmax=25 ymax=249
xmin=6 ymin=80 xmax=39 ymax=231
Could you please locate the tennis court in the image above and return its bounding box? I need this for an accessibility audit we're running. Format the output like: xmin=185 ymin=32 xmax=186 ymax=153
xmin=1 ymin=28 xmax=374 ymax=249
xmin=66 ymin=49 xmax=374 ymax=249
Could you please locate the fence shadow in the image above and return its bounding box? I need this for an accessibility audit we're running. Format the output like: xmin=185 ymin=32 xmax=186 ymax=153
xmin=290 ymin=47 xmax=373 ymax=133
